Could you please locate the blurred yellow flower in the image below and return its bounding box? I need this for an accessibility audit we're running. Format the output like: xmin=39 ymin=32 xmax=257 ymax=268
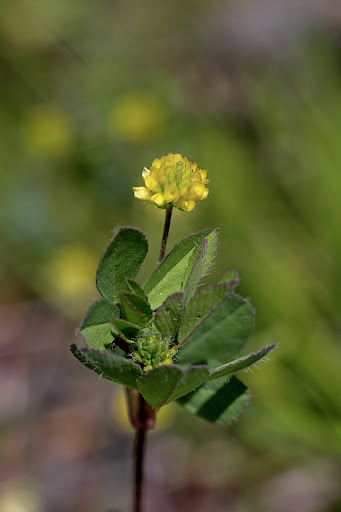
xmin=21 ymin=104 xmax=73 ymax=158
xmin=109 ymin=94 xmax=167 ymax=143
xmin=133 ymin=153 xmax=209 ymax=212
xmin=41 ymin=245 xmax=98 ymax=316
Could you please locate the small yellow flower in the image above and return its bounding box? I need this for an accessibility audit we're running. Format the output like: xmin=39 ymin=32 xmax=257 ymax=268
xmin=133 ymin=153 xmax=209 ymax=211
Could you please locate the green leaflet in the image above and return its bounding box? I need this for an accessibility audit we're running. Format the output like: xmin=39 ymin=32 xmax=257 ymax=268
xmin=125 ymin=278 xmax=149 ymax=302
xmin=183 ymin=239 xmax=208 ymax=304
xmin=219 ymin=268 xmax=240 ymax=289
xmin=96 ymin=227 xmax=148 ymax=303
xmin=208 ymin=342 xmax=278 ymax=380
xmin=143 ymin=229 xmax=218 ymax=309
xmin=182 ymin=229 xmax=218 ymax=286
xmin=177 ymin=376 xmax=250 ymax=425
xmin=110 ymin=318 xmax=140 ymax=342
xmin=177 ymin=294 xmax=254 ymax=364
xmin=70 ymin=345 xmax=143 ymax=389
xmin=137 ymin=364 xmax=209 ymax=409
xmin=154 ymin=292 xmax=184 ymax=340
xmin=177 ymin=282 xmax=237 ymax=346
xmin=80 ymin=299 xmax=120 ymax=350
xmin=119 ymin=291 xmax=152 ymax=328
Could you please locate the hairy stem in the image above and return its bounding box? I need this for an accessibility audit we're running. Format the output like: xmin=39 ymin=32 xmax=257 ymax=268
xmin=159 ymin=207 xmax=173 ymax=262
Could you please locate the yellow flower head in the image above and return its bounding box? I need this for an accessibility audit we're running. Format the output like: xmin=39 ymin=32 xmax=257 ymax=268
xmin=133 ymin=153 xmax=209 ymax=212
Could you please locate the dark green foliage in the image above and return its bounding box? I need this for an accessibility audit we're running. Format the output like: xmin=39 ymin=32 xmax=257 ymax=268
xmin=71 ymin=227 xmax=277 ymax=425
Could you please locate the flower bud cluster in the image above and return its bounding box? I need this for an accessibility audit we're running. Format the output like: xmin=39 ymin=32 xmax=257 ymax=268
xmin=133 ymin=153 xmax=209 ymax=212
xmin=132 ymin=326 xmax=177 ymax=372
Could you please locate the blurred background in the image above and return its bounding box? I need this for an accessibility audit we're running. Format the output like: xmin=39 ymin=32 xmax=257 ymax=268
xmin=1 ymin=0 xmax=341 ymax=511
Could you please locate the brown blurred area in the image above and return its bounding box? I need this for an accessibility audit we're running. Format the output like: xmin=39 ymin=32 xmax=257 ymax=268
xmin=1 ymin=0 xmax=341 ymax=511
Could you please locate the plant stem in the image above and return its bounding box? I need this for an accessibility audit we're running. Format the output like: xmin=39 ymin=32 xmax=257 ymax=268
xmin=133 ymin=426 xmax=146 ymax=512
xmin=131 ymin=393 xmax=154 ymax=512
xmin=159 ymin=207 xmax=173 ymax=262
xmin=131 ymin=209 xmax=174 ymax=511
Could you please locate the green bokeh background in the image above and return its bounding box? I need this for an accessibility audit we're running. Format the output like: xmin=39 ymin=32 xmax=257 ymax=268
xmin=1 ymin=1 xmax=340 ymax=511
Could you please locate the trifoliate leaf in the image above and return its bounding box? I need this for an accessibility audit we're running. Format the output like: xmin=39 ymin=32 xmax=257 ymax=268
xmin=177 ymin=294 xmax=254 ymax=364
xmin=177 ymin=282 xmax=237 ymax=346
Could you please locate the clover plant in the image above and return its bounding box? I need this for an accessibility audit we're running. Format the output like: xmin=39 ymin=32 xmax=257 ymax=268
xmin=71 ymin=153 xmax=277 ymax=512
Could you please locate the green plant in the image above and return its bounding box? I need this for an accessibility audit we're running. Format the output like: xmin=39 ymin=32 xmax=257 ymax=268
xmin=71 ymin=153 xmax=277 ymax=512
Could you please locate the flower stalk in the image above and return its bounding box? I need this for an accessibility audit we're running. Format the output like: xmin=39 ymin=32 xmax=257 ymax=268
xmin=159 ymin=207 xmax=173 ymax=262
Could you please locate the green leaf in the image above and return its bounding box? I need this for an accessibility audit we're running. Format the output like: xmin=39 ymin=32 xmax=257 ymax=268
xmin=80 ymin=299 xmax=120 ymax=350
xmin=125 ymin=278 xmax=149 ymax=302
xmin=96 ymin=227 xmax=148 ymax=303
xmin=177 ymin=376 xmax=250 ymax=425
xmin=119 ymin=291 xmax=152 ymax=328
xmin=70 ymin=345 xmax=142 ymax=389
xmin=143 ymin=229 xmax=217 ymax=309
xmin=177 ymin=294 xmax=254 ymax=364
xmin=208 ymin=342 xmax=278 ymax=380
xmin=137 ymin=364 xmax=209 ymax=409
xmin=219 ymin=268 xmax=240 ymax=289
xmin=183 ymin=239 xmax=208 ymax=304
xmin=177 ymin=282 xmax=237 ymax=346
xmin=154 ymin=292 xmax=184 ymax=340
xmin=182 ymin=229 xmax=218 ymax=286
xmin=110 ymin=318 xmax=140 ymax=341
